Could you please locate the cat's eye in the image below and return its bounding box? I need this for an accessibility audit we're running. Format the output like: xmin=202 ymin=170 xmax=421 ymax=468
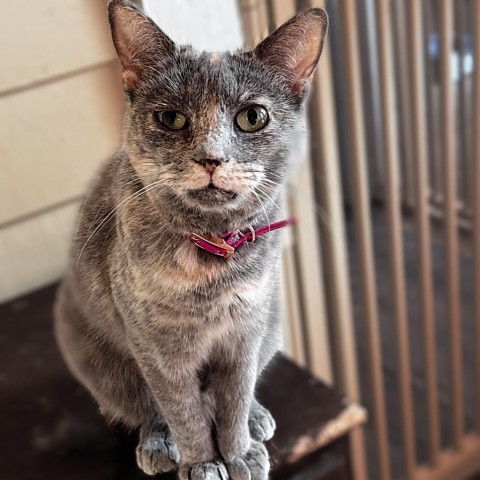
xmin=156 ymin=111 xmax=188 ymax=130
xmin=236 ymin=106 xmax=269 ymax=132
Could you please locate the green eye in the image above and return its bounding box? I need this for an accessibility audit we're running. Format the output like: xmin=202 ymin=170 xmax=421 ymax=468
xmin=157 ymin=111 xmax=188 ymax=130
xmin=236 ymin=106 xmax=268 ymax=132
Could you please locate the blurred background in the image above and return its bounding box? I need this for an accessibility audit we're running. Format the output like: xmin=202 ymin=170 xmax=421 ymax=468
xmin=2 ymin=0 xmax=480 ymax=479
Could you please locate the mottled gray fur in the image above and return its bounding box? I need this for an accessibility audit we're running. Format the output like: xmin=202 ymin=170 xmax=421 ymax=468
xmin=54 ymin=1 xmax=327 ymax=479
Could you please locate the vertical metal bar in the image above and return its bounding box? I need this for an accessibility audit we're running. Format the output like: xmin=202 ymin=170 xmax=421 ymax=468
xmin=423 ymin=0 xmax=443 ymax=205
xmin=439 ymin=0 xmax=464 ymax=451
xmin=289 ymin=163 xmax=334 ymax=383
xmin=472 ymin=0 xmax=480 ymax=436
xmin=282 ymin=246 xmax=308 ymax=367
xmin=300 ymin=1 xmax=368 ymax=477
xmin=374 ymin=0 xmax=416 ymax=477
xmin=356 ymin=0 xmax=384 ymax=201
xmin=456 ymin=0 xmax=470 ymax=210
xmin=338 ymin=1 xmax=391 ymax=479
xmin=392 ymin=0 xmax=415 ymax=208
xmin=406 ymin=0 xmax=441 ymax=466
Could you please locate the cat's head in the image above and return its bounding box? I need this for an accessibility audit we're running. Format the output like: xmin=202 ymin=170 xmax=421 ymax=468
xmin=108 ymin=0 xmax=327 ymax=231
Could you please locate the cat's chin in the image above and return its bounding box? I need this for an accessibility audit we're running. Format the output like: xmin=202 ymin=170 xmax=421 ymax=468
xmin=186 ymin=185 xmax=238 ymax=207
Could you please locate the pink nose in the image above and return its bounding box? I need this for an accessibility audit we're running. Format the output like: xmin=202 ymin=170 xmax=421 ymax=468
xmin=194 ymin=158 xmax=221 ymax=174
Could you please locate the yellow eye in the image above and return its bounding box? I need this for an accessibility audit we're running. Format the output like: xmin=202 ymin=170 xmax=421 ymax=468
xmin=236 ymin=106 xmax=269 ymax=132
xmin=157 ymin=111 xmax=188 ymax=130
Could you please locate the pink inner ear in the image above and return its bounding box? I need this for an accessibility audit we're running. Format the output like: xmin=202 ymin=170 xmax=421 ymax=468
xmin=292 ymin=28 xmax=324 ymax=80
xmin=295 ymin=57 xmax=316 ymax=80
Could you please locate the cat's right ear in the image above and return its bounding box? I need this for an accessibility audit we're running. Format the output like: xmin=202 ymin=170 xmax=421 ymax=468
xmin=253 ymin=8 xmax=328 ymax=98
xmin=108 ymin=0 xmax=175 ymax=92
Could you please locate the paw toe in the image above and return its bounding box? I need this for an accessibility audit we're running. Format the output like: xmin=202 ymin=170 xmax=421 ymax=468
xmin=227 ymin=456 xmax=251 ymax=480
xmin=248 ymin=407 xmax=276 ymax=442
xmin=190 ymin=461 xmax=229 ymax=480
xmin=136 ymin=426 xmax=179 ymax=475
xmin=227 ymin=441 xmax=269 ymax=480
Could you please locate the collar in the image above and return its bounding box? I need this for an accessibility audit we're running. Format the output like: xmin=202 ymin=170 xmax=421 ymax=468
xmin=190 ymin=217 xmax=296 ymax=259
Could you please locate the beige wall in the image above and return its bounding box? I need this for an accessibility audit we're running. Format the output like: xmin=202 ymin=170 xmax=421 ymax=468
xmin=0 ymin=0 xmax=124 ymax=302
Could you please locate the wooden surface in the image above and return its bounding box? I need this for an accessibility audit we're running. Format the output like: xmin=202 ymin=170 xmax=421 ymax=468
xmin=0 ymin=284 xmax=365 ymax=479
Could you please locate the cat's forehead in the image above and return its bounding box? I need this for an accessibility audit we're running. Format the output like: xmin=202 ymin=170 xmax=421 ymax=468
xmin=143 ymin=48 xmax=286 ymax=109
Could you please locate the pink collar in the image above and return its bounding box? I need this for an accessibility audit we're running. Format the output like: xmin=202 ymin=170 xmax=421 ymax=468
xmin=191 ymin=217 xmax=296 ymax=259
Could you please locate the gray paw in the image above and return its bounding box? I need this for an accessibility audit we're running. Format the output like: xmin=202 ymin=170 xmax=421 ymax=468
xmin=186 ymin=461 xmax=229 ymax=480
xmin=136 ymin=424 xmax=180 ymax=475
xmin=249 ymin=403 xmax=276 ymax=442
xmin=226 ymin=441 xmax=270 ymax=480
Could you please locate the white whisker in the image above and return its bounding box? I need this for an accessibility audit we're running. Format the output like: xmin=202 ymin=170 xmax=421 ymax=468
xmin=252 ymin=190 xmax=271 ymax=229
xmin=86 ymin=174 xmax=159 ymax=236
xmin=256 ymin=185 xmax=281 ymax=212
xmin=76 ymin=179 xmax=166 ymax=269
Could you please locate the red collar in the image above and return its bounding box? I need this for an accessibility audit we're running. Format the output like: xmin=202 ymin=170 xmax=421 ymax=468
xmin=191 ymin=217 xmax=295 ymax=259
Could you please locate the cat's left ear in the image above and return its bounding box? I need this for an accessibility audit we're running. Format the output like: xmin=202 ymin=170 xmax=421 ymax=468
xmin=108 ymin=0 xmax=175 ymax=92
xmin=254 ymin=8 xmax=328 ymax=97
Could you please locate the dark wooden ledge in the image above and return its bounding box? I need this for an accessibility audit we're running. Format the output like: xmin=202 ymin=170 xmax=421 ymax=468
xmin=0 ymin=284 xmax=366 ymax=480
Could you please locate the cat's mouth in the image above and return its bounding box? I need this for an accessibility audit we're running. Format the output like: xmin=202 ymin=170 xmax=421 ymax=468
xmin=187 ymin=182 xmax=237 ymax=204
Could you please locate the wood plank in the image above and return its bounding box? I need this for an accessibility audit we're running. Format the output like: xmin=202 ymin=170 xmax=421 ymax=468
xmin=0 ymin=0 xmax=116 ymax=94
xmin=0 ymin=202 xmax=79 ymax=302
xmin=0 ymin=64 xmax=123 ymax=225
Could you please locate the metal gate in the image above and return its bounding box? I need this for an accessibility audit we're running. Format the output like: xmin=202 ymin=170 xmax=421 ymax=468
xmin=238 ymin=0 xmax=480 ymax=479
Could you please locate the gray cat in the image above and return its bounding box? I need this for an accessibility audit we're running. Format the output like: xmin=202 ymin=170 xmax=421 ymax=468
xmin=54 ymin=1 xmax=327 ymax=479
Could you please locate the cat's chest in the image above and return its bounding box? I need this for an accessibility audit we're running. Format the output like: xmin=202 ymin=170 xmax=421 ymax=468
xmin=108 ymin=238 xmax=277 ymax=352
xmin=131 ymin=237 xmax=234 ymax=290
xmin=120 ymin=237 xmax=258 ymax=302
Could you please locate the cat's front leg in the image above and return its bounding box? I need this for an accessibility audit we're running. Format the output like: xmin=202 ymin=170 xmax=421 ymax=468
xmin=210 ymin=347 xmax=270 ymax=480
xmin=132 ymin=354 xmax=226 ymax=480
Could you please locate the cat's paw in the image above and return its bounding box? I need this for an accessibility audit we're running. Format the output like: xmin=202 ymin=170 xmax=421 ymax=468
xmin=248 ymin=402 xmax=276 ymax=442
xmin=226 ymin=440 xmax=270 ymax=480
xmin=180 ymin=461 xmax=228 ymax=480
xmin=136 ymin=423 xmax=180 ymax=475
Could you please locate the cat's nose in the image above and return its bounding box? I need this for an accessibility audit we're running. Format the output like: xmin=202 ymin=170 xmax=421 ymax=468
xmin=194 ymin=158 xmax=222 ymax=174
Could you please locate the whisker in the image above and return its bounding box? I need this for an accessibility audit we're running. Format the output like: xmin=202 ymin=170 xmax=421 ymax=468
xmin=252 ymin=190 xmax=271 ymax=230
xmin=259 ymin=179 xmax=281 ymax=192
xmin=256 ymin=185 xmax=281 ymax=212
xmin=86 ymin=173 xmax=160 ymax=236
xmin=76 ymin=179 xmax=166 ymax=269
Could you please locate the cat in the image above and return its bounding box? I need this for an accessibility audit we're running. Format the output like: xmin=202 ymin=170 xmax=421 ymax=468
xmin=53 ymin=1 xmax=327 ymax=479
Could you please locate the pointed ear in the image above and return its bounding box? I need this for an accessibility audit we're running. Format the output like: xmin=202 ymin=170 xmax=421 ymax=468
xmin=108 ymin=0 xmax=175 ymax=92
xmin=254 ymin=8 xmax=328 ymax=97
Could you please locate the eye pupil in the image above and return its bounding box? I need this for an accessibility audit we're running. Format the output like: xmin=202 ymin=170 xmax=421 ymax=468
xmin=236 ymin=106 xmax=268 ymax=132
xmin=163 ymin=111 xmax=177 ymax=126
xmin=247 ymin=108 xmax=258 ymax=126
xmin=157 ymin=111 xmax=187 ymax=130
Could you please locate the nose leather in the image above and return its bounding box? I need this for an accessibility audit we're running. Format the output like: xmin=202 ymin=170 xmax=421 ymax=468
xmin=195 ymin=158 xmax=221 ymax=174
